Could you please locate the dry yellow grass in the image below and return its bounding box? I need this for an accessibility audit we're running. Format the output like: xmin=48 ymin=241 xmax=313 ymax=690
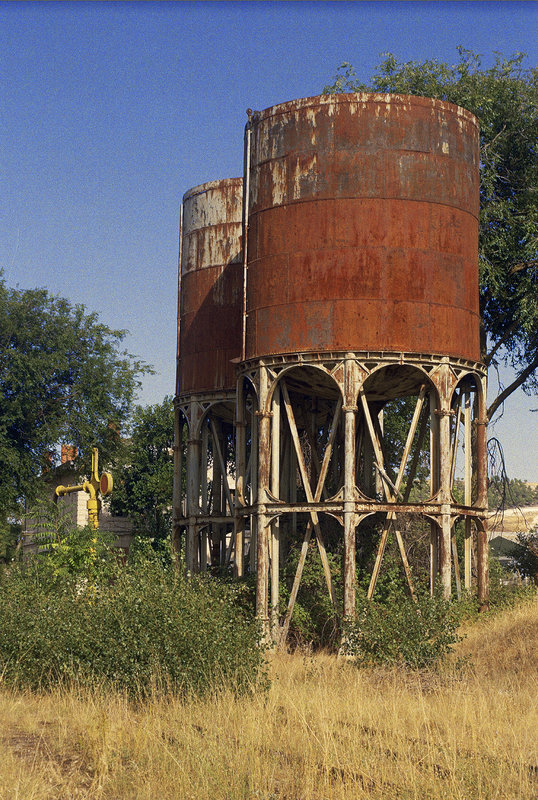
xmin=488 ymin=505 xmax=538 ymax=534
xmin=1 ymin=599 xmax=537 ymax=800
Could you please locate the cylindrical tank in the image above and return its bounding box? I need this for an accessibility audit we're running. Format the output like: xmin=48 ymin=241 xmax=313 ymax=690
xmin=246 ymin=94 xmax=480 ymax=363
xmin=179 ymin=178 xmax=243 ymax=394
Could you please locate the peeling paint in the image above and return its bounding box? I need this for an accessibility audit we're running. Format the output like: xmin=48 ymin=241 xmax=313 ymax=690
xmin=246 ymin=94 xmax=480 ymax=364
xmin=179 ymin=178 xmax=243 ymax=394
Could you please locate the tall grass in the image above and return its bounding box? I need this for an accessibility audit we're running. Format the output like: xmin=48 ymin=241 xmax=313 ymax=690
xmin=1 ymin=597 xmax=537 ymax=799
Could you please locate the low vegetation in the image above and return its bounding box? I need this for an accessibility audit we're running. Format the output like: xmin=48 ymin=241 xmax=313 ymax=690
xmin=1 ymin=506 xmax=537 ymax=797
xmin=344 ymin=588 xmax=461 ymax=669
xmin=0 ymin=543 xmax=264 ymax=698
xmin=0 ymin=597 xmax=537 ymax=799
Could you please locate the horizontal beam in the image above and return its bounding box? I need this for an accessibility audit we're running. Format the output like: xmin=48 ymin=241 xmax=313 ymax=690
xmin=175 ymin=515 xmax=233 ymax=525
xmin=232 ymin=502 xmax=487 ymax=518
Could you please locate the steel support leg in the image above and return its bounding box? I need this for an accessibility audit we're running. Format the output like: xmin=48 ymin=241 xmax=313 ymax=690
xmin=255 ymin=367 xmax=271 ymax=639
xmin=343 ymin=404 xmax=356 ymax=619
xmin=270 ymin=385 xmax=281 ymax=636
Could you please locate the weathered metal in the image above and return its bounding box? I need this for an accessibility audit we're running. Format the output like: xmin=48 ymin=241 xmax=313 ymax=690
xmin=180 ymin=178 xmax=243 ymax=394
xmin=237 ymin=349 xmax=488 ymax=641
xmin=270 ymin=384 xmax=281 ymax=635
xmin=366 ymin=387 xmax=426 ymax=600
xmin=175 ymin=396 xmax=237 ymax=572
xmin=256 ymin=367 xmax=271 ymax=635
xmin=280 ymin=378 xmax=337 ymax=608
xmin=246 ymin=94 xmax=480 ymax=363
xmin=464 ymin=390 xmax=472 ymax=589
xmin=176 ymin=93 xmax=489 ymax=643
xmin=174 ymin=177 xmax=244 ymax=570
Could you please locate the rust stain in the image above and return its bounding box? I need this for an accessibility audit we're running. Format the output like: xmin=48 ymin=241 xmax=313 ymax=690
xmin=179 ymin=178 xmax=243 ymax=394
xmin=246 ymin=93 xmax=480 ymax=363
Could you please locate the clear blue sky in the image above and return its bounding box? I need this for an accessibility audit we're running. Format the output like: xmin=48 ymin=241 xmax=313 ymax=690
xmin=1 ymin=1 xmax=537 ymax=479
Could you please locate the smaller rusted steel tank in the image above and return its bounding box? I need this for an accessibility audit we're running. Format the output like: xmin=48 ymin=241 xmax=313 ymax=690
xmin=245 ymin=94 xmax=480 ymax=363
xmin=179 ymin=178 xmax=243 ymax=394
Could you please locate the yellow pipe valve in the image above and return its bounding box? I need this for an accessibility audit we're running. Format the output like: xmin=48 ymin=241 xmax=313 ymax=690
xmin=100 ymin=472 xmax=113 ymax=497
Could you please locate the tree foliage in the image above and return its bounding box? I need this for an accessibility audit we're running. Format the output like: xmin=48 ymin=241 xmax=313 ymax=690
xmin=324 ymin=49 xmax=538 ymax=420
xmin=488 ymin=475 xmax=538 ymax=510
xmin=28 ymin=498 xmax=119 ymax=585
xmin=512 ymin=531 xmax=538 ymax=581
xmin=0 ymin=274 xmax=149 ymax=529
xmin=109 ymin=397 xmax=174 ymax=544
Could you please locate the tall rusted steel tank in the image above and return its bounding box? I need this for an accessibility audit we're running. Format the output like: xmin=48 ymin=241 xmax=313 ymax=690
xmin=245 ymin=94 xmax=480 ymax=363
xmin=179 ymin=178 xmax=243 ymax=394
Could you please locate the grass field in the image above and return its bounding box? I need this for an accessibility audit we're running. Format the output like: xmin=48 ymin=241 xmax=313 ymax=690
xmin=1 ymin=599 xmax=537 ymax=800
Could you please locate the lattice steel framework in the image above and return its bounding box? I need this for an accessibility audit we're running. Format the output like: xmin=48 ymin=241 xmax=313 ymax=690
xmin=231 ymin=351 xmax=488 ymax=643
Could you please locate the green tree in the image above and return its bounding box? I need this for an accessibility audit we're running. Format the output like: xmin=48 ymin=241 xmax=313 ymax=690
xmin=0 ymin=274 xmax=149 ymax=543
xmin=488 ymin=476 xmax=538 ymax=509
xmin=109 ymin=397 xmax=174 ymax=546
xmin=324 ymin=49 xmax=538 ymax=421
xmin=512 ymin=530 xmax=538 ymax=581
xmin=27 ymin=498 xmax=119 ymax=585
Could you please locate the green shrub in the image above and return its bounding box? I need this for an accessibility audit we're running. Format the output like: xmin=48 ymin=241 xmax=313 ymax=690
xmin=26 ymin=499 xmax=121 ymax=585
xmin=0 ymin=559 xmax=266 ymax=696
xmin=343 ymin=588 xmax=461 ymax=669
xmin=487 ymin=552 xmax=537 ymax=610
xmin=281 ymin=542 xmax=342 ymax=649
xmin=511 ymin=531 xmax=538 ymax=582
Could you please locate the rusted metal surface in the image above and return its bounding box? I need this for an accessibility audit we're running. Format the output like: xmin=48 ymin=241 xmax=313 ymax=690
xmin=179 ymin=178 xmax=243 ymax=394
xmin=343 ymin=402 xmax=356 ymax=618
xmin=270 ymin=385 xmax=281 ymax=636
xmin=280 ymin=379 xmax=336 ymax=608
xmin=178 ymin=396 xmax=237 ymax=573
xmin=246 ymin=93 xmax=480 ymax=363
xmin=255 ymin=367 xmax=271 ymax=636
xmin=177 ymin=93 xmax=489 ymax=630
xmin=477 ymin=519 xmax=489 ymax=610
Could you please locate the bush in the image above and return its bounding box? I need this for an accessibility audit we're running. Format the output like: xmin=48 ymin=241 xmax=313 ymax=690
xmin=0 ymin=558 xmax=266 ymax=697
xmin=511 ymin=531 xmax=538 ymax=582
xmin=280 ymin=542 xmax=342 ymax=649
xmin=26 ymin=498 xmax=121 ymax=585
xmin=343 ymin=588 xmax=461 ymax=669
xmin=486 ymin=551 xmax=537 ymax=612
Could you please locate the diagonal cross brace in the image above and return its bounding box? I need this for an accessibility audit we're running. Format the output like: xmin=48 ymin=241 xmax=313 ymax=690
xmin=278 ymin=384 xmax=342 ymax=644
xmin=209 ymin=418 xmax=234 ymax=518
xmin=361 ymin=386 xmax=427 ymax=600
xmin=450 ymin=393 xmax=463 ymax=490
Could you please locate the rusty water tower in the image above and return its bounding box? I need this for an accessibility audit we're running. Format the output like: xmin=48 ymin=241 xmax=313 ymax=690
xmin=174 ymin=94 xmax=488 ymax=643
xmin=174 ymin=178 xmax=243 ymax=571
